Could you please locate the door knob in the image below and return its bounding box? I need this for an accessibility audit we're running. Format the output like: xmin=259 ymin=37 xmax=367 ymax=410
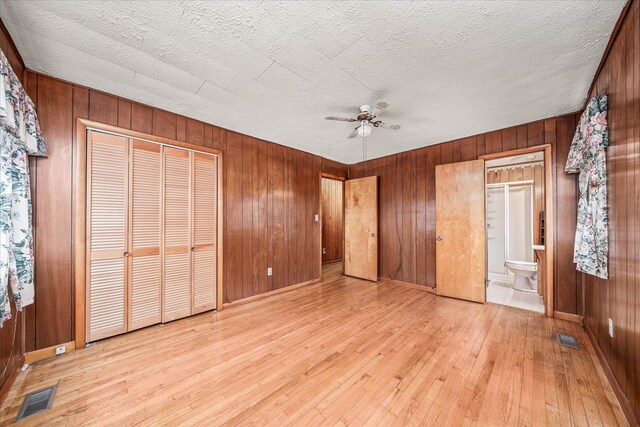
xmin=191 ymin=247 xmax=196 ymax=251
xmin=436 ymin=235 xmax=443 ymax=241
xmin=123 ymin=251 xmax=131 ymax=257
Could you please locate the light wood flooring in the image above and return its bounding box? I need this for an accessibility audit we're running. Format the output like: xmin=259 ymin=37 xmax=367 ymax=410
xmin=0 ymin=263 xmax=627 ymax=426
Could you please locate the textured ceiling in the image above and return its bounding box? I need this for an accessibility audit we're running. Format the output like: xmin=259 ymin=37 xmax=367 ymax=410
xmin=0 ymin=1 xmax=625 ymax=163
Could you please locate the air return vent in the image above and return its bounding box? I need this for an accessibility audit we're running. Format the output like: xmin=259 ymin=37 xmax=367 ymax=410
xmin=556 ymin=333 xmax=580 ymax=350
xmin=16 ymin=384 xmax=56 ymax=422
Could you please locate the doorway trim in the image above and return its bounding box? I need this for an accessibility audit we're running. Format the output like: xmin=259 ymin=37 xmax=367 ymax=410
xmin=74 ymin=119 xmax=224 ymax=349
xmin=319 ymin=173 xmax=346 ymax=277
xmin=480 ymin=144 xmax=554 ymax=317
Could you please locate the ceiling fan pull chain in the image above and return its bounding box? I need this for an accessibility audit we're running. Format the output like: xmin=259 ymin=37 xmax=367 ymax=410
xmin=362 ymin=120 xmax=367 ymax=161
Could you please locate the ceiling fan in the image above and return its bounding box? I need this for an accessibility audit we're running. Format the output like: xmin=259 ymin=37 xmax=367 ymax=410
xmin=325 ymin=100 xmax=401 ymax=139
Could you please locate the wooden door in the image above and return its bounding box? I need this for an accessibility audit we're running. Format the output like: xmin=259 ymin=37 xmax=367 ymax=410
xmin=344 ymin=176 xmax=378 ymax=281
xmin=128 ymin=140 xmax=162 ymax=330
xmin=87 ymin=131 xmax=129 ymax=342
xmin=163 ymin=147 xmax=192 ymax=322
xmin=435 ymin=159 xmax=486 ymax=302
xmin=191 ymin=153 xmax=217 ymax=314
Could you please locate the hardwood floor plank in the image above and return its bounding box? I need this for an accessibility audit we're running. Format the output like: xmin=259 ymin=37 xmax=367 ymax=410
xmin=0 ymin=266 xmax=627 ymax=426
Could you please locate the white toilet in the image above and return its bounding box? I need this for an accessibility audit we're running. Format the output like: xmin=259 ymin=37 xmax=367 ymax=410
xmin=504 ymin=260 xmax=538 ymax=293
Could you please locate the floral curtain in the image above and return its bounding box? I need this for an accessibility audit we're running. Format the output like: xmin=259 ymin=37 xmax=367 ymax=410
xmin=0 ymin=49 xmax=47 ymax=327
xmin=565 ymin=95 xmax=608 ymax=279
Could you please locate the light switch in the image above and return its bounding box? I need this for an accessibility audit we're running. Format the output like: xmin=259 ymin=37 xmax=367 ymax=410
xmin=314 ymin=214 xmax=319 ymax=222
xmin=267 ymin=267 xmax=273 ymax=276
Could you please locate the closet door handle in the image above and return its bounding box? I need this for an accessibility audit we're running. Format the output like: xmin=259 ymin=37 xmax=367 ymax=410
xmin=123 ymin=251 xmax=131 ymax=257
xmin=191 ymin=247 xmax=196 ymax=252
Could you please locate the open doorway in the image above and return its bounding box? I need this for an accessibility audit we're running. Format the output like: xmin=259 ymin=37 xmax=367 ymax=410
xmin=482 ymin=147 xmax=552 ymax=315
xmin=320 ymin=175 xmax=344 ymax=277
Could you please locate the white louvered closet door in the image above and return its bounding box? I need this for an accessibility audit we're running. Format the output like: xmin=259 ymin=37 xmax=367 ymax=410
xmin=163 ymin=147 xmax=192 ymax=322
xmin=87 ymin=131 xmax=129 ymax=342
xmin=192 ymin=153 xmax=218 ymax=314
xmin=129 ymin=140 xmax=162 ymax=330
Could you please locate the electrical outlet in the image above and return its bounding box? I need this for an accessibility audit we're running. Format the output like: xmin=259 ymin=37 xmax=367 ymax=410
xmin=267 ymin=267 xmax=273 ymax=276
xmin=55 ymin=345 xmax=66 ymax=355
xmin=608 ymin=318 xmax=614 ymax=338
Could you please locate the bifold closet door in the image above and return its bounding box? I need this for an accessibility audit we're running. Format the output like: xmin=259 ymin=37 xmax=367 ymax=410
xmin=87 ymin=131 xmax=129 ymax=342
xmin=129 ymin=140 xmax=162 ymax=330
xmin=192 ymin=153 xmax=217 ymax=313
xmin=163 ymin=147 xmax=192 ymax=322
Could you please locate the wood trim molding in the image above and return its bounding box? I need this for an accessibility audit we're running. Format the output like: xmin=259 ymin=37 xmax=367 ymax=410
xmin=543 ymin=144 xmax=555 ymax=317
xmin=216 ymin=150 xmax=224 ymax=312
xmin=79 ymin=119 xmax=223 ymax=156
xmin=584 ymin=322 xmax=640 ymax=427
xmin=74 ymin=119 xmax=224 ymax=349
xmin=479 ymin=144 xmax=552 ymax=161
xmin=223 ymin=278 xmax=321 ymax=309
xmin=320 ymin=172 xmax=346 ymax=181
xmin=553 ymin=311 xmax=583 ymax=324
xmin=24 ymin=341 xmax=75 ymax=364
xmin=318 ymin=173 xmax=323 ymax=279
xmin=74 ymin=121 xmax=88 ymax=350
xmin=0 ymin=355 xmax=24 ymax=408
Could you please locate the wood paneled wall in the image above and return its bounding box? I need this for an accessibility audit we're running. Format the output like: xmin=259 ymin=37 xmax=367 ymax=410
xmin=0 ymin=21 xmax=25 ymax=392
xmin=2 ymin=10 xmax=635 ymax=422
xmin=321 ymin=178 xmax=344 ymax=263
xmin=487 ymin=164 xmax=545 ymax=245
xmin=19 ymin=72 xmax=347 ymax=351
xmin=582 ymin=0 xmax=640 ymax=423
xmin=348 ymin=114 xmax=580 ymax=314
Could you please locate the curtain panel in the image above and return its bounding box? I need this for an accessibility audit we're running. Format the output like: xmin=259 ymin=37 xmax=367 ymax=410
xmin=565 ymin=95 xmax=609 ymax=279
xmin=0 ymin=49 xmax=47 ymax=327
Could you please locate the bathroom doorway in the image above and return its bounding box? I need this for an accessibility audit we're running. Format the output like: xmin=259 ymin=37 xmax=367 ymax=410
xmin=481 ymin=147 xmax=553 ymax=315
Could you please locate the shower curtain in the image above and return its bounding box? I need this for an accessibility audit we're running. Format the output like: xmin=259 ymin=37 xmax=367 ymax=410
xmin=565 ymin=95 xmax=608 ymax=279
xmin=0 ymin=49 xmax=47 ymax=327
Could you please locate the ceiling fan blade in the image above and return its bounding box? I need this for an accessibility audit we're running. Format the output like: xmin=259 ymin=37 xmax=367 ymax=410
xmin=325 ymin=116 xmax=357 ymax=122
xmin=375 ymin=122 xmax=401 ymax=130
xmin=369 ymin=100 xmax=389 ymax=116
xmin=347 ymin=127 xmax=359 ymax=139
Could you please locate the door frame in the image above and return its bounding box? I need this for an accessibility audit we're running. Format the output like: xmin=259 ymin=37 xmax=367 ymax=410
xmin=480 ymin=144 xmax=554 ymax=317
xmin=74 ymin=119 xmax=224 ymax=349
xmin=318 ymin=173 xmax=346 ymax=277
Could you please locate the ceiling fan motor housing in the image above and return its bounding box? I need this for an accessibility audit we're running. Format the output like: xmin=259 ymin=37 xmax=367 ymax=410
xmin=357 ymin=105 xmax=375 ymax=121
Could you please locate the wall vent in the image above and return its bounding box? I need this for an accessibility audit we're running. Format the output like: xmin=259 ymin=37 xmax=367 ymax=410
xmin=556 ymin=333 xmax=580 ymax=350
xmin=16 ymin=384 xmax=56 ymax=422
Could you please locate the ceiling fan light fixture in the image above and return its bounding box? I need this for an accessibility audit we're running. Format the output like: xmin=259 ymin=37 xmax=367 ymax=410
xmin=357 ymin=121 xmax=372 ymax=137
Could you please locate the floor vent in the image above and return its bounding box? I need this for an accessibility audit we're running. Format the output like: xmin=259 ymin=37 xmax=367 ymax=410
xmin=557 ymin=333 xmax=580 ymax=350
xmin=16 ymin=384 xmax=57 ymax=422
